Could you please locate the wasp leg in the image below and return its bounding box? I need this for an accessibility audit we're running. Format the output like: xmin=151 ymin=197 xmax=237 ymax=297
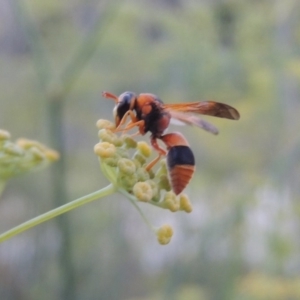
xmin=130 ymin=131 xmax=140 ymax=138
xmin=115 ymin=118 xmax=146 ymax=137
xmin=114 ymin=110 xmax=138 ymax=132
xmin=145 ymin=137 xmax=167 ymax=171
xmin=102 ymin=91 xmax=118 ymax=102
xmin=112 ymin=110 xmax=145 ymax=135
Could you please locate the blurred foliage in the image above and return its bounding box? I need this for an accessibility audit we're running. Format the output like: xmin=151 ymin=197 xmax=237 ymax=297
xmin=1 ymin=0 xmax=300 ymax=300
xmin=236 ymin=272 xmax=300 ymax=300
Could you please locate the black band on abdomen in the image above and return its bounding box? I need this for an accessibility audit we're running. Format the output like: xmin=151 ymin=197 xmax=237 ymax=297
xmin=167 ymin=146 xmax=195 ymax=169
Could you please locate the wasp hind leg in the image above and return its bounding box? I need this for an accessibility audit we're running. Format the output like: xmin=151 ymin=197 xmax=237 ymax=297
xmin=145 ymin=137 xmax=167 ymax=171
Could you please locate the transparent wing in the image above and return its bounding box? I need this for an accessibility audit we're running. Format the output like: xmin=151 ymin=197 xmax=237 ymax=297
xmin=164 ymin=101 xmax=240 ymax=120
xmin=169 ymin=111 xmax=219 ymax=135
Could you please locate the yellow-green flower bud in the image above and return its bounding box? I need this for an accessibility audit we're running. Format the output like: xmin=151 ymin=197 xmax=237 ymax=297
xmin=163 ymin=191 xmax=179 ymax=212
xmin=3 ymin=142 xmax=24 ymax=156
xmin=114 ymin=137 xmax=123 ymax=147
xmin=158 ymin=174 xmax=171 ymax=191
xmin=151 ymin=190 xmax=161 ymax=202
xmin=179 ymin=194 xmax=193 ymax=213
xmin=0 ymin=134 xmax=59 ymax=180
xmin=133 ymin=153 xmax=146 ymax=165
xmin=94 ymin=142 xmax=116 ymax=158
xmin=156 ymin=224 xmax=173 ymax=245
xmin=96 ymin=119 xmax=116 ymax=130
xmin=117 ymin=158 xmax=136 ymax=175
xmin=132 ymin=159 xmax=142 ymax=169
xmin=136 ymin=167 xmax=150 ymax=182
xmin=155 ymin=159 xmax=168 ymax=177
xmin=137 ymin=141 xmax=152 ymax=157
xmin=98 ymin=129 xmax=118 ymax=145
xmin=133 ymin=182 xmax=153 ymax=202
xmin=0 ymin=130 xmax=11 ymax=141
xmin=148 ymin=169 xmax=155 ymax=179
xmin=17 ymin=139 xmax=46 ymax=151
xmin=118 ymin=173 xmax=138 ymax=190
xmin=44 ymin=149 xmax=60 ymax=162
xmin=122 ymin=135 xmax=137 ymax=148
xmin=103 ymin=153 xmax=120 ymax=167
xmin=30 ymin=147 xmax=46 ymax=161
xmin=146 ymin=180 xmax=158 ymax=198
xmin=116 ymin=147 xmax=130 ymax=159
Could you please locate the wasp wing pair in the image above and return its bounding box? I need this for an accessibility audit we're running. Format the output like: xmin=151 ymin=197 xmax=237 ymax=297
xmin=102 ymin=90 xmax=240 ymax=135
xmin=165 ymin=101 xmax=240 ymax=135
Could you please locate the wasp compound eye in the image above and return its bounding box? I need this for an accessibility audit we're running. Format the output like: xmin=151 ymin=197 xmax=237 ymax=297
xmin=114 ymin=91 xmax=136 ymax=126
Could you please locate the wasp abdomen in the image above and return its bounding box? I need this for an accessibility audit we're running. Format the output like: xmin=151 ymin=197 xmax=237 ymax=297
xmin=167 ymin=146 xmax=195 ymax=195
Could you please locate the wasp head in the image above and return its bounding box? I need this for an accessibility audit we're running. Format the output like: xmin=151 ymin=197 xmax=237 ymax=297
xmin=113 ymin=91 xmax=137 ymax=126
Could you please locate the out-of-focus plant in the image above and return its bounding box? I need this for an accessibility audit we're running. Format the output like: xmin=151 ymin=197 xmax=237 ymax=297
xmin=235 ymin=272 xmax=300 ymax=300
xmin=0 ymin=129 xmax=59 ymax=195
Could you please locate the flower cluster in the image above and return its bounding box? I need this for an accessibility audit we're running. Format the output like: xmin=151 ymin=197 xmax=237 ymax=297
xmin=0 ymin=129 xmax=59 ymax=180
xmin=94 ymin=119 xmax=193 ymax=244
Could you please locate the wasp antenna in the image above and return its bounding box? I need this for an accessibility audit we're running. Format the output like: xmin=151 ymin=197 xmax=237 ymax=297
xmin=102 ymin=91 xmax=118 ymax=103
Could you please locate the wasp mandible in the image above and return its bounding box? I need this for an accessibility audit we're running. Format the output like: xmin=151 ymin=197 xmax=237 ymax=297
xmin=102 ymin=91 xmax=240 ymax=195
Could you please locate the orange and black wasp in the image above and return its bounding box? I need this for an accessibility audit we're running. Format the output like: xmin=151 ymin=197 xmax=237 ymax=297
xmin=102 ymin=91 xmax=240 ymax=195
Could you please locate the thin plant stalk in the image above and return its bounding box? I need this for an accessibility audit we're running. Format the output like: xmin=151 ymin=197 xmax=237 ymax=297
xmin=0 ymin=184 xmax=116 ymax=243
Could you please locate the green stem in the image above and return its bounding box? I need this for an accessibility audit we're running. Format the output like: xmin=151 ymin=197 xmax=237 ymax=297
xmin=0 ymin=184 xmax=116 ymax=243
xmin=101 ymin=164 xmax=156 ymax=232
xmin=119 ymin=189 xmax=156 ymax=233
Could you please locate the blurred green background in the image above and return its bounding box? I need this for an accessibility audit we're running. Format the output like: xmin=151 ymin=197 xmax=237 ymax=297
xmin=1 ymin=0 xmax=300 ymax=299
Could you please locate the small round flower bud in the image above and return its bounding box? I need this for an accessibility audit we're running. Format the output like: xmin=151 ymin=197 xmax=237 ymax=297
xmin=179 ymin=194 xmax=193 ymax=213
xmin=158 ymin=174 xmax=171 ymax=191
xmin=163 ymin=191 xmax=179 ymax=212
xmin=137 ymin=141 xmax=152 ymax=157
xmin=116 ymin=148 xmax=130 ymax=159
xmin=103 ymin=153 xmax=120 ymax=167
xmin=151 ymin=190 xmax=161 ymax=202
xmin=156 ymin=224 xmax=173 ymax=245
xmin=17 ymin=139 xmax=42 ymax=150
xmin=44 ymin=149 xmax=60 ymax=162
xmin=117 ymin=158 xmax=136 ymax=175
xmin=146 ymin=180 xmax=158 ymax=196
xmin=94 ymin=142 xmax=116 ymax=158
xmin=118 ymin=173 xmax=138 ymax=190
xmin=133 ymin=182 xmax=153 ymax=202
xmin=132 ymin=153 xmax=146 ymax=166
xmin=136 ymin=167 xmax=150 ymax=182
xmin=148 ymin=169 xmax=155 ymax=179
xmin=3 ymin=142 xmax=24 ymax=156
xmin=30 ymin=147 xmax=46 ymax=161
xmin=155 ymin=159 xmax=168 ymax=177
xmin=122 ymin=135 xmax=137 ymax=148
xmin=0 ymin=130 xmax=11 ymax=141
xmin=114 ymin=137 xmax=123 ymax=147
xmin=96 ymin=119 xmax=116 ymax=130
xmin=98 ymin=129 xmax=118 ymax=145
xmin=132 ymin=159 xmax=142 ymax=168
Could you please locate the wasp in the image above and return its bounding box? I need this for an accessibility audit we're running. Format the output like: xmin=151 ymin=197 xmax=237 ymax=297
xmin=102 ymin=91 xmax=240 ymax=195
